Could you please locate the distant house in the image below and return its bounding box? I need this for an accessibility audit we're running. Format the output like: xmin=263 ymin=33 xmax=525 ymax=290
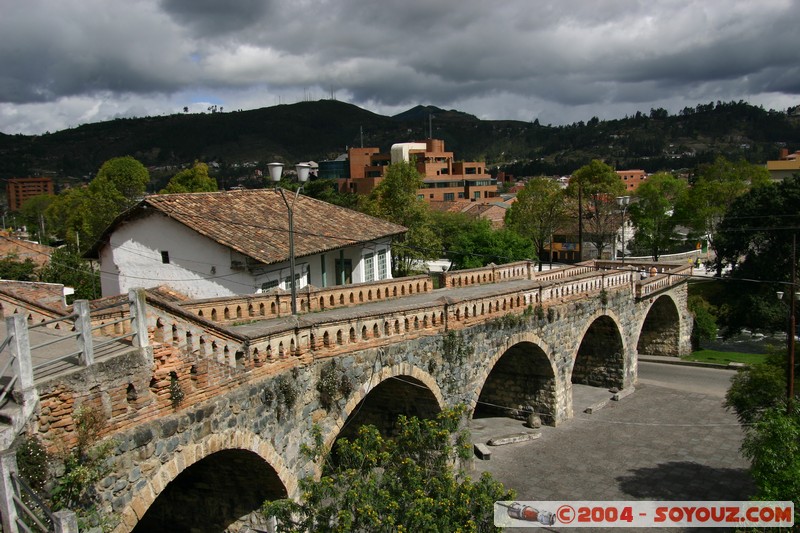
xmin=428 ymin=200 xmax=510 ymax=229
xmin=0 ymin=232 xmax=53 ymax=268
xmin=766 ymin=148 xmax=800 ymax=181
xmin=86 ymin=190 xmax=407 ymax=299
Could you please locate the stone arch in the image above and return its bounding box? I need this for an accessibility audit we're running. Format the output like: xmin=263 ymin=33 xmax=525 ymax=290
xmin=470 ymin=332 xmax=559 ymax=425
xmin=122 ymin=429 xmax=295 ymax=533
xmin=636 ymin=294 xmax=682 ymax=357
xmin=569 ymin=310 xmax=626 ymax=389
xmin=324 ymin=364 xmax=445 ymax=451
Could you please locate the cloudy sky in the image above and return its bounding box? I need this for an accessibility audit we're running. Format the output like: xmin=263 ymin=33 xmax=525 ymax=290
xmin=2 ymin=0 xmax=799 ymax=135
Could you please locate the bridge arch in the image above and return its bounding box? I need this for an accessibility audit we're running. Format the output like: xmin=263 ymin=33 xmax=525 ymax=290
xmin=324 ymin=363 xmax=444 ymax=450
xmin=570 ymin=310 xmax=626 ymax=389
xmin=636 ymin=294 xmax=682 ymax=357
xmin=121 ymin=429 xmax=295 ymax=532
xmin=470 ymin=332 xmax=559 ymax=425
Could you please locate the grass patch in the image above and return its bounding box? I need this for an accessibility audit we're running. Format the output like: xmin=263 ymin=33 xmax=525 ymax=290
xmin=682 ymin=349 xmax=768 ymax=365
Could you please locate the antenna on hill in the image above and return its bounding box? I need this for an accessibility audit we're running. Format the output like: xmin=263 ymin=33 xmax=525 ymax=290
xmin=428 ymin=113 xmax=434 ymax=139
xmin=360 ymin=126 xmax=364 ymax=148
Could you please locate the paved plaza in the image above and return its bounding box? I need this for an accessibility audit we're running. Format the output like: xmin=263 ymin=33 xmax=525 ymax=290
xmin=471 ymin=377 xmax=754 ymax=532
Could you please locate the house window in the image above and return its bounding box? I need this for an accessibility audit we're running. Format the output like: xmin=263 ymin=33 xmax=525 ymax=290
xmin=443 ymin=193 xmax=455 ymax=201
xmin=458 ymin=192 xmax=464 ymax=199
xmin=364 ymin=253 xmax=374 ymax=282
xmin=474 ymin=191 xmax=481 ymax=200
xmin=261 ymin=280 xmax=279 ymax=291
xmin=161 ymin=251 xmax=170 ymax=264
xmin=377 ymin=250 xmax=387 ymax=280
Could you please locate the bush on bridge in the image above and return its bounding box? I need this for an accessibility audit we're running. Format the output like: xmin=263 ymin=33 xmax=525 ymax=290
xmin=262 ymin=405 xmax=514 ymax=532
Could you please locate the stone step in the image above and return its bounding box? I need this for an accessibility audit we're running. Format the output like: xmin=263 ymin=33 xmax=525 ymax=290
xmin=474 ymin=442 xmax=492 ymax=460
xmin=583 ymin=399 xmax=608 ymax=414
xmin=487 ymin=432 xmax=541 ymax=446
xmin=611 ymin=386 xmax=635 ymax=401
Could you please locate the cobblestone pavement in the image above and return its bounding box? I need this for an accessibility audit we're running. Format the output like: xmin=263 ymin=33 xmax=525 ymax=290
xmin=471 ymin=382 xmax=754 ymax=532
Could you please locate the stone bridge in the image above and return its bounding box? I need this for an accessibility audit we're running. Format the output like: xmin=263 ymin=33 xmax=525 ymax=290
xmin=16 ymin=260 xmax=692 ymax=531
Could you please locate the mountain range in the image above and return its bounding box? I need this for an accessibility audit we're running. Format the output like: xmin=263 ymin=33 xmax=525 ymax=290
xmin=1 ymin=99 xmax=799 ymax=184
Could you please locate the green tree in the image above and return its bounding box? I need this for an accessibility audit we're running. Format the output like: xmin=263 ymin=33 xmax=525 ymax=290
xmin=683 ymin=156 xmax=771 ymax=276
xmin=740 ymin=404 xmax=800 ymax=525
xmin=46 ymin=157 xmax=151 ymax=252
xmin=566 ymin=160 xmax=625 ymax=259
xmin=19 ymin=194 xmax=56 ymax=244
xmin=714 ymin=176 xmax=799 ymax=334
xmin=365 ymin=162 xmax=441 ymax=276
xmin=38 ymin=247 xmax=99 ymax=301
xmin=628 ymin=172 xmax=687 ymax=260
xmin=0 ymin=254 xmax=38 ymax=281
xmin=263 ymin=406 xmax=513 ymax=532
xmin=159 ymin=161 xmax=218 ymax=194
xmin=505 ymin=177 xmax=568 ymax=271
xmin=725 ymin=352 xmax=788 ymax=424
xmin=443 ymin=216 xmax=534 ymax=269
xmin=687 ymin=295 xmax=717 ymax=349
xmin=93 ymin=156 xmax=150 ymax=206
xmin=302 ymin=178 xmax=361 ymax=210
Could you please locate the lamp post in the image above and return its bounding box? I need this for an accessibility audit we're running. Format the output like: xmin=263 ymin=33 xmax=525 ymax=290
xmin=268 ymin=162 xmax=312 ymax=316
xmin=616 ymin=196 xmax=631 ymax=263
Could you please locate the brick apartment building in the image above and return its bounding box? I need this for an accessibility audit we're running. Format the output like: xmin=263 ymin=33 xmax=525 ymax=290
xmin=324 ymin=139 xmax=497 ymax=203
xmin=6 ymin=177 xmax=54 ymax=212
xmin=616 ymin=169 xmax=647 ymax=192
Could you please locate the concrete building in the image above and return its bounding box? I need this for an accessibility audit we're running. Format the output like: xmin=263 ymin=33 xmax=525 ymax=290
xmin=330 ymin=139 xmax=497 ymax=203
xmin=86 ymin=189 xmax=406 ymax=299
xmin=6 ymin=177 xmax=54 ymax=212
xmin=766 ymin=148 xmax=800 ymax=181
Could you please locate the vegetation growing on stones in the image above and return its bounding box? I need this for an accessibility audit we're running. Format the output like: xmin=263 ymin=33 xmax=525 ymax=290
xmin=168 ymin=372 xmax=185 ymax=409
xmin=262 ymin=405 xmax=514 ymax=532
xmin=317 ymin=360 xmax=354 ymax=411
xmin=275 ymin=374 xmax=299 ymax=421
xmin=50 ymin=405 xmax=116 ymax=531
xmin=442 ymin=331 xmax=472 ymax=366
xmin=599 ymin=289 xmax=609 ymax=306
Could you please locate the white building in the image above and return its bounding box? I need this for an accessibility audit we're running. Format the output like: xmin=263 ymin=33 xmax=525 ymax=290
xmin=87 ymin=189 xmax=406 ymax=299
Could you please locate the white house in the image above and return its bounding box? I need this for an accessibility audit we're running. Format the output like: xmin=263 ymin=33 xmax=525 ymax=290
xmin=87 ymin=189 xmax=407 ymax=299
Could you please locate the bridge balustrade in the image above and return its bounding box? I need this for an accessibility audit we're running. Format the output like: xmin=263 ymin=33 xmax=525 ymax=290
xmin=242 ymin=268 xmax=637 ymax=363
xmin=178 ymin=275 xmax=432 ymax=325
xmin=439 ymin=261 xmax=533 ymax=288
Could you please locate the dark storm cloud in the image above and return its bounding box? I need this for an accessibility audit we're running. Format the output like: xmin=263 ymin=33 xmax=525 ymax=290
xmin=159 ymin=0 xmax=272 ymax=36
xmin=1 ymin=0 xmax=799 ymax=134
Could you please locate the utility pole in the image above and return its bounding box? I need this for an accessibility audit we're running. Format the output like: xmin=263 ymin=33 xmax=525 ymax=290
xmin=577 ymin=183 xmax=583 ymax=262
xmin=788 ymin=233 xmax=796 ymax=412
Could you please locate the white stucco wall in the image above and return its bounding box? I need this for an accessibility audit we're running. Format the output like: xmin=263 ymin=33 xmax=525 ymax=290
xmin=99 ymin=212 xmax=394 ymax=298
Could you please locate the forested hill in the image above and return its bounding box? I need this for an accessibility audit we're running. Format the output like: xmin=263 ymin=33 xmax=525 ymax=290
xmin=1 ymin=99 xmax=799 ymax=183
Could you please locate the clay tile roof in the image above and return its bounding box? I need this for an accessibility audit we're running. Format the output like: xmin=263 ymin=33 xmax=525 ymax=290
xmin=0 ymin=233 xmax=53 ymax=268
xmin=0 ymin=281 xmax=69 ymax=314
xmin=90 ymin=189 xmax=407 ymax=265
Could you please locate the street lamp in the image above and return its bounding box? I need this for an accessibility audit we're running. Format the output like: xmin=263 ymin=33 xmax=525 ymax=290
xmin=777 ymin=234 xmax=797 ymax=411
xmin=616 ymin=196 xmax=632 ymax=263
xmin=268 ymin=162 xmax=312 ymax=316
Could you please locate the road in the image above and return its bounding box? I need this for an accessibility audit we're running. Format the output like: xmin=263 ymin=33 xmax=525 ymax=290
xmin=472 ymin=362 xmax=753 ymax=532
xmin=638 ymin=361 xmax=737 ymax=398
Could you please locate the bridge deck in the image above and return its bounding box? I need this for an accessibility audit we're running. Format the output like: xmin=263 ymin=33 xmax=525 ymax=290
xmin=0 ymin=320 xmax=138 ymax=383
